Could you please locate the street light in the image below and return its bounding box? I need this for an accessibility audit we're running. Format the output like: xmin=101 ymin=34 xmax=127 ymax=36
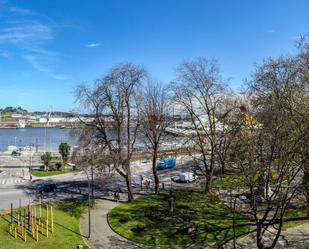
xmin=85 ymin=148 xmax=95 ymax=207
xmin=83 ymin=168 xmax=91 ymax=239
xmin=90 ymin=154 xmax=94 ymax=208
xmin=82 ymin=149 xmax=95 ymax=239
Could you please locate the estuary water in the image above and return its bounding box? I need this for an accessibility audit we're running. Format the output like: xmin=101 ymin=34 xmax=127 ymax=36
xmin=0 ymin=128 xmax=78 ymax=152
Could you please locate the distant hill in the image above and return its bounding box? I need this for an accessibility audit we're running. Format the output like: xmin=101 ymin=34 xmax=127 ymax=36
xmin=0 ymin=106 xmax=28 ymax=114
xmin=0 ymin=106 xmax=94 ymax=118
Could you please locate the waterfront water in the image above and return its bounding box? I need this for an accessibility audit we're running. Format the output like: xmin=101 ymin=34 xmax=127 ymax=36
xmin=0 ymin=128 xmax=78 ymax=152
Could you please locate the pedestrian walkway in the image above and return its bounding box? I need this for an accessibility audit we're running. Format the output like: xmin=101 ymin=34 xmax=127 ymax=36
xmin=80 ymin=199 xmax=153 ymax=249
xmin=0 ymin=168 xmax=28 ymax=185
xmin=0 ymin=178 xmax=25 ymax=185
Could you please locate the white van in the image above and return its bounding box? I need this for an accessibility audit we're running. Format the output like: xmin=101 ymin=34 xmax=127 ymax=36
xmin=179 ymin=172 xmax=198 ymax=183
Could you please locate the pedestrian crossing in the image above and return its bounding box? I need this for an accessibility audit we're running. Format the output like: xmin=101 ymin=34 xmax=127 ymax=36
xmin=0 ymin=178 xmax=25 ymax=185
xmin=0 ymin=168 xmax=28 ymax=185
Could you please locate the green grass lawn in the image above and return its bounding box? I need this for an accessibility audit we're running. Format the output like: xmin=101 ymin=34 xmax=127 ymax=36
xmin=31 ymin=168 xmax=74 ymax=177
xmin=108 ymin=190 xmax=250 ymax=247
xmin=281 ymin=208 xmax=309 ymax=229
xmin=213 ymin=173 xmax=247 ymax=189
xmin=0 ymin=201 xmax=89 ymax=249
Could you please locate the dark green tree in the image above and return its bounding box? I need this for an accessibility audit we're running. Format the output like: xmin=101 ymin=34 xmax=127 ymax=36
xmin=59 ymin=142 xmax=71 ymax=166
xmin=41 ymin=152 xmax=52 ymax=170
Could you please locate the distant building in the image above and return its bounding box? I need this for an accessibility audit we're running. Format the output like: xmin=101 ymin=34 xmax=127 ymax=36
xmin=39 ymin=117 xmax=65 ymax=123
xmin=11 ymin=114 xmax=23 ymax=119
xmin=39 ymin=116 xmax=94 ymax=123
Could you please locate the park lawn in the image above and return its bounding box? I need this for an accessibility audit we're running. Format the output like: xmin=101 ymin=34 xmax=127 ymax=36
xmin=213 ymin=173 xmax=247 ymax=189
xmin=0 ymin=201 xmax=89 ymax=249
xmin=108 ymin=190 xmax=250 ymax=247
xmin=31 ymin=168 xmax=74 ymax=177
xmin=282 ymin=208 xmax=309 ymax=229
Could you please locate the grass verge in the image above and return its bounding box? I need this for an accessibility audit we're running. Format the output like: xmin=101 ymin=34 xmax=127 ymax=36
xmin=282 ymin=208 xmax=309 ymax=229
xmin=31 ymin=168 xmax=74 ymax=177
xmin=108 ymin=190 xmax=250 ymax=247
xmin=213 ymin=174 xmax=246 ymax=189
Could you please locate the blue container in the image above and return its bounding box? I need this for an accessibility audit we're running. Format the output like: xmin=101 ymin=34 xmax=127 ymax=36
xmin=157 ymin=158 xmax=176 ymax=170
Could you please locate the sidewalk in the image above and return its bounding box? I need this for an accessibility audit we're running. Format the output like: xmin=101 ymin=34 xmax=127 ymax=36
xmin=80 ymin=199 xmax=153 ymax=249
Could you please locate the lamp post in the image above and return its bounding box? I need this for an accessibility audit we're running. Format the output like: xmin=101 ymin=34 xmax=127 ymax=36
xmin=86 ymin=149 xmax=95 ymax=207
xmin=91 ymin=162 xmax=94 ymax=207
xmin=83 ymin=168 xmax=91 ymax=239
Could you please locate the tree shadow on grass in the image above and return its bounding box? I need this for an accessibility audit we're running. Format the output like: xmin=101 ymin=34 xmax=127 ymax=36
xmin=54 ymin=201 xmax=89 ymax=218
xmin=53 ymin=221 xmax=87 ymax=238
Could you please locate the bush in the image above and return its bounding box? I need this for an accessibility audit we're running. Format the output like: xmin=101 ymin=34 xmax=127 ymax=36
xmin=55 ymin=162 xmax=62 ymax=170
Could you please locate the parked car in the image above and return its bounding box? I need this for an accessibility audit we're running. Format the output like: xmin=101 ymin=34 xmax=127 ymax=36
xmin=237 ymin=193 xmax=264 ymax=203
xmin=157 ymin=158 xmax=176 ymax=170
xmin=191 ymin=165 xmax=203 ymax=176
xmin=11 ymin=150 xmax=21 ymax=156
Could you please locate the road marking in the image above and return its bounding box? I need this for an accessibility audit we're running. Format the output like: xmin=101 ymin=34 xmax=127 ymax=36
xmin=0 ymin=178 xmax=25 ymax=185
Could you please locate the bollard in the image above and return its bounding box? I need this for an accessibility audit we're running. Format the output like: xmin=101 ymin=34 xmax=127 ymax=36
xmin=24 ymin=224 xmax=27 ymax=242
xmin=36 ymin=225 xmax=39 ymax=242
xmin=51 ymin=206 xmax=54 ymax=233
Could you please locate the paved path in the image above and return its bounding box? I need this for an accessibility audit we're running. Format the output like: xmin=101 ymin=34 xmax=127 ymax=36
xmin=80 ymin=199 xmax=153 ymax=249
xmin=222 ymin=223 xmax=309 ymax=249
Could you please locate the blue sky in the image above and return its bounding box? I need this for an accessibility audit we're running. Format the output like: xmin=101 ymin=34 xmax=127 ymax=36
xmin=0 ymin=0 xmax=308 ymax=111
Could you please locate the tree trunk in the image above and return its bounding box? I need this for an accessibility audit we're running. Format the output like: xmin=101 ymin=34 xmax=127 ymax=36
xmin=204 ymin=174 xmax=212 ymax=193
xmin=220 ymin=160 xmax=226 ymax=174
xmin=124 ymin=163 xmax=134 ymax=202
xmin=303 ymin=171 xmax=309 ymax=217
xmin=256 ymin=224 xmax=265 ymax=249
xmin=125 ymin=173 xmax=134 ymax=202
xmin=268 ymin=219 xmax=284 ymax=249
xmin=152 ymin=149 xmax=160 ymax=194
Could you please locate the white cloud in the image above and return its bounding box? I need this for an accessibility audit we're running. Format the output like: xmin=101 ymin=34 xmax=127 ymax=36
xmin=86 ymin=43 xmax=100 ymax=48
xmin=1 ymin=3 xmax=70 ymax=81
xmin=23 ymin=54 xmax=50 ymax=73
xmin=23 ymin=53 xmax=70 ymax=80
xmin=9 ymin=6 xmax=34 ymax=15
xmin=0 ymin=23 xmax=53 ymax=44
xmin=0 ymin=50 xmax=9 ymax=58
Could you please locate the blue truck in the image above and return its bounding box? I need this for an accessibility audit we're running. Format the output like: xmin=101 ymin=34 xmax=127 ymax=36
xmin=157 ymin=158 xmax=176 ymax=170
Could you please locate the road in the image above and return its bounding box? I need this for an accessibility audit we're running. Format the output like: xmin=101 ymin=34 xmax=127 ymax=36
xmin=0 ymin=171 xmax=86 ymax=210
xmin=0 ymin=154 xmax=198 ymax=211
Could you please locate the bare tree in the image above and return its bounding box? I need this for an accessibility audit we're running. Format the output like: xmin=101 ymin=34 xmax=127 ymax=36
xmin=75 ymin=63 xmax=146 ymax=202
xmin=215 ymin=94 xmax=244 ymax=173
xmin=233 ymin=55 xmax=309 ymax=249
xmin=140 ymin=81 xmax=169 ymax=194
xmin=295 ymin=34 xmax=309 ymax=217
xmin=172 ymin=58 xmax=229 ymax=192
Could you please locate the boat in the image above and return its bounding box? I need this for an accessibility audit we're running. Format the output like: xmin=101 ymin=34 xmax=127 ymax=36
xmin=59 ymin=125 xmax=66 ymax=129
xmin=16 ymin=120 xmax=26 ymax=129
